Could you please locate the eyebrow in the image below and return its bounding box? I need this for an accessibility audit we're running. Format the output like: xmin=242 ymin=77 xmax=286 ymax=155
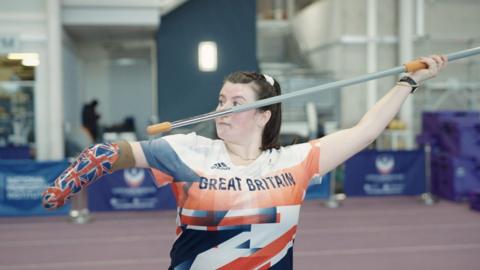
xmin=218 ymin=94 xmax=246 ymax=101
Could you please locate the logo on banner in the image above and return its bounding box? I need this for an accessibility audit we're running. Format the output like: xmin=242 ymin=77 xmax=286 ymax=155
xmin=375 ymin=155 xmax=395 ymax=175
xmin=4 ymin=175 xmax=47 ymax=210
xmin=124 ymin=168 xmax=145 ymax=187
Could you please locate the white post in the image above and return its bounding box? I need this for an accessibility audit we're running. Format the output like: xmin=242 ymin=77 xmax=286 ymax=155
xmin=273 ymin=0 xmax=284 ymax=20
xmin=150 ymin=40 xmax=159 ymax=125
xmin=47 ymin=0 xmax=64 ymax=159
xmin=34 ymin=46 xmax=49 ymax=161
xmin=366 ymin=0 xmax=378 ymax=109
xmin=286 ymin=0 xmax=295 ymax=20
xmin=399 ymin=0 xmax=415 ymax=149
xmin=415 ymin=0 xmax=425 ymax=37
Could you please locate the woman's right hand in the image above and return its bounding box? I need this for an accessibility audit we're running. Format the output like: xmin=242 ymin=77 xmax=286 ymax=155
xmin=407 ymin=54 xmax=448 ymax=83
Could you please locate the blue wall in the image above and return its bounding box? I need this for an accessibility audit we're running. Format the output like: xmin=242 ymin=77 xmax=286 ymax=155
xmin=156 ymin=0 xmax=257 ymax=122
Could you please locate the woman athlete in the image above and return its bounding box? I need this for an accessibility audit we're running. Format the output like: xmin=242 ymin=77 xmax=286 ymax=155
xmin=42 ymin=55 xmax=447 ymax=269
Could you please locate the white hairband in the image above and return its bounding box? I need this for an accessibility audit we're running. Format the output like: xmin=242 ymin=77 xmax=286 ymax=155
xmin=263 ymin=74 xmax=275 ymax=86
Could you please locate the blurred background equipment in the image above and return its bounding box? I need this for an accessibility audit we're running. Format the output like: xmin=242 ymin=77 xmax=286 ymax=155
xmin=418 ymin=111 xmax=480 ymax=202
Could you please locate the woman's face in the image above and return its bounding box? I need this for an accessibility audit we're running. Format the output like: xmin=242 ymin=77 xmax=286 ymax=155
xmin=215 ymin=82 xmax=270 ymax=144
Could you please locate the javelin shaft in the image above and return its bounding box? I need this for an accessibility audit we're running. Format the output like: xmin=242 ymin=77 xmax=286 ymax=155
xmin=149 ymin=46 xmax=480 ymax=134
xmin=170 ymin=66 xmax=404 ymax=130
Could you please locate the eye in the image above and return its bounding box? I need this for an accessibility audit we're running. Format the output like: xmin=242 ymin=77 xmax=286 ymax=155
xmin=218 ymin=99 xmax=224 ymax=106
xmin=233 ymin=101 xmax=241 ymax=106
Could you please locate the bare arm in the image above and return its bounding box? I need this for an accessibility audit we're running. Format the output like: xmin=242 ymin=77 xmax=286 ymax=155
xmin=316 ymin=84 xmax=411 ymax=175
xmin=128 ymin=141 xmax=150 ymax=168
xmin=316 ymin=55 xmax=447 ymax=176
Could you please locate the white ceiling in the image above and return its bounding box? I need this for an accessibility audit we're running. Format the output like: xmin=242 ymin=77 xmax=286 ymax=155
xmin=62 ymin=0 xmax=187 ymax=15
xmin=65 ymin=25 xmax=157 ymax=42
xmin=62 ymin=0 xmax=187 ymax=42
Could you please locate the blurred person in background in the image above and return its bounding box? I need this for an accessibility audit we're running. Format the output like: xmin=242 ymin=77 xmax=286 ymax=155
xmin=82 ymin=99 xmax=101 ymax=141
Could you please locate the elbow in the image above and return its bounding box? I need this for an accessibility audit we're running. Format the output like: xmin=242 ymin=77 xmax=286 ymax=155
xmin=365 ymin=128 xmax=378 ymax=144
xmin=354 ymin=123 xmax=380 ymax=146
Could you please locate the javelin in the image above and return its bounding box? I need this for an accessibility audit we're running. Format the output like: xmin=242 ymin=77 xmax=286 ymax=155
xmin=147 ymin=46 xmax=480 ymax=135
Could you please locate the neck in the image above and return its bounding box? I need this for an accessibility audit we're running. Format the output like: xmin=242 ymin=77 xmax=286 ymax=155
xmin=225 ymin=141 xmax=262 ymax=161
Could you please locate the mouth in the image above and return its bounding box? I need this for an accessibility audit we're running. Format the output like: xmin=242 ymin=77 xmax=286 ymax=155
xmin=217 ymin=122 xmax=231 ymax=126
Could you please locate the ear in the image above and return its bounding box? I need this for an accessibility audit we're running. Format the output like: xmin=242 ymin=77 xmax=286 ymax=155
xmin=256 ymin=110 xmax=271 ymax=128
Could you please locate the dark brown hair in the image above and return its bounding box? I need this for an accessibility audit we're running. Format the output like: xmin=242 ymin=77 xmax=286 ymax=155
xmin=224 ymin=71 xmax=282 ymax=151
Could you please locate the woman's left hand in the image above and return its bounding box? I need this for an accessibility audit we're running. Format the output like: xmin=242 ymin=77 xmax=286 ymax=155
xmin=407 ymin=54 xmax=448 ymax=83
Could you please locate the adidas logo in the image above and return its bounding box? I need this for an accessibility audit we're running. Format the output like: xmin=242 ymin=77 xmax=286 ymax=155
xmin=210 ymin=162 xmax=230 ymax=170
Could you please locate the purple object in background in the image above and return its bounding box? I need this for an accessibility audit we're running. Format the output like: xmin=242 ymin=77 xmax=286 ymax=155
xmin=439 ymin=120 xmax=480 ymax=158
xmin=431 ymin=154 xmax=480 ymax=202
xmin=422 ymin=111 xmax=480 ymax=135
xmin=421 ymin=111 xmax=480 ymax=202
xmin=470 ymin=190 xmax=480 ymax=212
xmin=421 ymin=111 xmax=480 ymax=157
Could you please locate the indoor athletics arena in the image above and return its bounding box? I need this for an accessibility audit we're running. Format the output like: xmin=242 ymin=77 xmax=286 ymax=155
xmin=1 ymin=0 xmax=480 ymax=269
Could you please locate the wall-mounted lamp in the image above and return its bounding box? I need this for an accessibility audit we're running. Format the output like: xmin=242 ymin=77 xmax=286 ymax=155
xmin=198 ymin=41 xmax=217 ymax=72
